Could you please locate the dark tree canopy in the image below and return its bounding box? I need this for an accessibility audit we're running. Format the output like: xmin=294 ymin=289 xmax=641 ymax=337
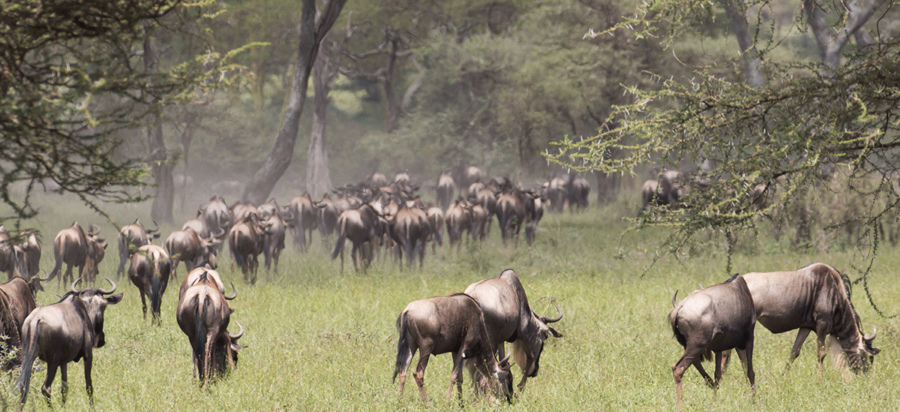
xmin=0 ymin=0 xmax=249 ymax=224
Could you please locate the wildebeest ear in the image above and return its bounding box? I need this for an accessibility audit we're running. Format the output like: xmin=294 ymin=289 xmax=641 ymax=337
xmin=106 ymin=293 xmax=124 ymax=304
xmin=547 ymin=327 xmax=563 ymax=338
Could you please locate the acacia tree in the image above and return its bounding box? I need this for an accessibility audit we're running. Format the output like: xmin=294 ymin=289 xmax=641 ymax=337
xmin=242 ymin=0 xmax=348 ymax=205
xmin=0 ymin=0 xmax=242 ymax=224
xmin=550 ymin=0 xmax=899 ymax=268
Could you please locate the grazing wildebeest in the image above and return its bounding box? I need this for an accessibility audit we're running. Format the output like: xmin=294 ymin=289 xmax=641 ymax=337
xmin=176 ymin=271 xmax=243 ymax=386
xmin=393 ymin=293 xmax=513 ymax=403
xmin=524 ymin=193 xmax=544 ymax=245
xmin=468 ymin=182 xmax=486 ymax=198
xmin=49 ymin=223 xmax=107 ymax=287
xmin=436 ymin=173 xmax=456 ymax=211
xmin=256 ymin=198 xmax=280 ymax=219
xmin=331 ymin=203 xmax=381 ymax=273
xmin=669 ymin=275 xmax=756 ymax=407
xmin=182 ymin=217 xmax=210 ymax=239
xmin=229 ymin=214 xmax=263 ymax=284
xmin=470 ymin=204 xmax=489 ymax=241
xmin=641 ymin=170 xmax=687 ymax=213
xmin=115 ymin=219 xmax=159 ymax=278
xmin=230 ymin=202 xmax=258 ymax=223
xmin=454 ymin=165 xmax=483 ymax=193
xmin=128 ymin=245 xmax=172 ymax=323
xmin=288 ymin=193 xmax=318 ymax=252
xmin=166 ymin=227 xmax=225 ymax=279
xmin=464 ymin=269 xmax=562 ymax=391
xmin=16 ymin=278 xmax=122 ymax=405
xmin=737 ymin=263 xmax=879 ymax=372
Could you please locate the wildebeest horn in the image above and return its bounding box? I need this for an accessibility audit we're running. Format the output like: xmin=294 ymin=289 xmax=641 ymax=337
xmin=148 ymin=220 xmax=159 ymax=233
xmin=864 ymin=327 xmax=877 ymax=341
xmin=99 ymin=278 xmax=117 ymax=295
xmin=224 ymin=282 xmax=237 ymax=300
xmin=71 ymin=278 xmax=82 ymax=293
xmin=672 ymin=290 xmax=678 ymax=307
xmin=38 ymin=269 xmax=52 ymax=282
xmin=227 ymin=322 xmax=244 ymax=340
xmin=91 ymin=224 xmax=101 ymax=236
xmin=499 ymin=352 xmax=511 ymax=365
xmin=540 ymin=302 xmax=563 ymax=324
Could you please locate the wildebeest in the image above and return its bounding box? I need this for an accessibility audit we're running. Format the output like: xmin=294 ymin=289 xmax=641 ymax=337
xmin=370 ymin=172 xmax=388 ymax=187
xmin=287 ymin=193 xmax=318 ymax=252
xmin=316 ymin=195 xmax=340 ymax=240
xmin=199 ymin=196 xmax=233 ymax=239
xmin=182 ymin=217 xmax=210 ymax=239
xmin=16 ymin=231 xmax=42 ymax=279
xmin=116 ymin=219 xmax=160 ymax=278
xmin=453 ymin=165 xmax=483 ymax=192
xmin=544 ymin=176 xmax=567 ymax=212
xmin=393 ymin=293 xmax=513 ymax=403
xmin=566 ymin=174 xmax=590 ymax=211
xmin=0 ymin=276 xmax=43 ymax=341
xmin=166 ymin=227 xmax=225 ymax=279
xmin=128 ymin=245 xmax=172 ymax=323
xmin=464 ymin=269 xmax=562 ymax=391
xmin=445 ymin=198 xmax=470 ymax=250
xmin=176 ymin=271 xmax=243 ymax=386
xmin=426 ymin=205 xmax=444 ymax=255
xmin=229 ymin=214 xmax=263 ymax=284
xmin=16 ymin=278 xmax=122 ymax=405
xmin=48 ymin=223 xmax=107 ymax=287
xmin=260 ymin=211 xmax=287 ymax=275
xmin=738 ymin=263 xmax=879 ymax=372
xmin=179 ymin=266 xmax=237 ymax=300
xmin=669 ymin=275 xmax=756 ymax=407
xmin=640 ymin=170 xmax=687 ymax=213
xmin=389 ymin=202 xmax=430 ymax=269
xmin=436 ymin=173 xmax=456 ymax=211
xmin=394 ymin=171 xmax=411 ymax=184
xmin=332 ymin=203 xmax=382 ymax=273
xmin=496 ymin=191 xmax=526 ymax=245
xmin=0 ymin=226 xmax=29 ymax=280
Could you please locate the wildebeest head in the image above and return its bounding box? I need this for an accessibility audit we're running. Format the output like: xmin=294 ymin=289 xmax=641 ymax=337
xmin=67 ymin=277 xmax=123 ymax=348
xmin=517 ymin=303 xmax=563 ymax=378
xmin=855 ymin=327 xmax=880 ymax=372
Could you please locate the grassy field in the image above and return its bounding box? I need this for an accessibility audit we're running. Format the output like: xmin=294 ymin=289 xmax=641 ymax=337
xmin=3 ymin=193 xmax=900 ymax=411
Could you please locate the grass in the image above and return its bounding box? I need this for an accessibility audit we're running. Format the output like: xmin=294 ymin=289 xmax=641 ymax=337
xmin=3 ymin=192 xmax=900 ymax=411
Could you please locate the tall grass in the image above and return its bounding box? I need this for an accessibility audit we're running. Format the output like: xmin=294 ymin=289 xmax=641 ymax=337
xmin=3 ymin=192 xmax=900 ymax=410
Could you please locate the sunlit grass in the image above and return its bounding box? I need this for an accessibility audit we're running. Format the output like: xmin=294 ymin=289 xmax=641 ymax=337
xmin=3 ymin=192 xmax=900 ymax=410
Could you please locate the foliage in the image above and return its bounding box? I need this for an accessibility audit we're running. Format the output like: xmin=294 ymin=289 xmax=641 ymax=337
xmin=548 ymin=0 xmax=900 ymax=261
xmin=0 ymin=0 xmax=254 ymax=224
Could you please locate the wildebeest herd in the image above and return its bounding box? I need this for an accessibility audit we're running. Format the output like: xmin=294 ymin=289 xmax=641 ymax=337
xmin=0 ymin=167 xmax=884 ymax=406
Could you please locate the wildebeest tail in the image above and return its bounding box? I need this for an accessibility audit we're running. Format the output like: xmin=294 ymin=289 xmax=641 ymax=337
xmin=190 ymin=294 xmax=209 ymax=384
xmin=393 ymin=311 xmax=411 ymax=383
xmin=151 ymin=270 xmax=162 ymax=320
xmin=16 ymin=320 xmax=40 ymax=404
xmin=331 ymin=218 xmax=347 ymax=260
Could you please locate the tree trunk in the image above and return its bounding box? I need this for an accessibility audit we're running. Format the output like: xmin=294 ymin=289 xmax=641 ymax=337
xmin=805 ymin=0 xmax=880 ymax=70
xmin=144 ymin=30 xmax=174 ymax=224
xmin=242 ymin=0 xmax=347 ymax=205
xmin=305 ymin=54 xmax=334 ymax=198
xmin=721 ymin=0 xmax=765 ymax=88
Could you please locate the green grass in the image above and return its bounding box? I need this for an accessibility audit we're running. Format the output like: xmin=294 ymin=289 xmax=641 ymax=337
xmin=3 ymin=193 xmax=900 ymax=411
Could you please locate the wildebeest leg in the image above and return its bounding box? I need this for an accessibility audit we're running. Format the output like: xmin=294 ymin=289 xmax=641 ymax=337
xmin=692 ymin=359 xmax=716 ymax=388
xmin=351 ymin=243 xmax=359 ymax=272
xmin=140 ymin=290 xmax=148 ymax=319
xmin=788 ymin=328 xmax=812 ymax=368
xmin=736 ymin=343 xmax=756 ymax=395
xmin=672 ymin=342 xmax=708 ymax=406
xmin=448 ymin=350 xmax=465 ymax=403
xmin=714 ymin=351 xmax=724 ymax=387
xmin=815 ymin=325 xmax=829 ymax=369
xmin=41 ymin=360 xmax=58 ymax=404
xmin=414 ymin=350 xmax=432 ymax=403
xmin=60 ymin=363 xmax=68 ymax=405
xmin=84 ymin=353 xmax=94 ymax=404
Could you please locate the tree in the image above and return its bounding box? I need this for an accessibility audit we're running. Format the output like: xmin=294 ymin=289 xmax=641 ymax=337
xmin=0 ymin=0 xmax=252 ymax=225
xmin=551 ymin=0 xmax=900 ymax=263
xmin=242 ymin=0 xmax=348 ymax=205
